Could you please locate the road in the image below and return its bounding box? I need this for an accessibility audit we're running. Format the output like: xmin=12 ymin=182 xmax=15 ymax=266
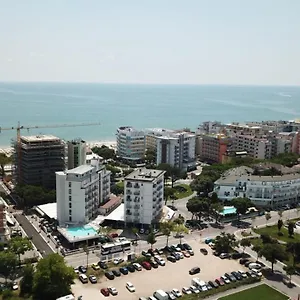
xmin=14 ymin=213 xmax=54 ymax=257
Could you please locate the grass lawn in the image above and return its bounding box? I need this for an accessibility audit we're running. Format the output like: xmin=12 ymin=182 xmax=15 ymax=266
xmin=219 ymin=284 xmax=289 ymax=300
xmin=173 ymin=184 xmax=193 ymax=199
xmin=254 ymin=224 xmax=300 ymax=243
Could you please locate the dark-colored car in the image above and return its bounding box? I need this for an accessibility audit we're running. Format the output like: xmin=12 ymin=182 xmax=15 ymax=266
xmin=167 ymin=255 xmax=176 ymax=263
xmin=98 ymin=261 xmax=108 ymax=269
xmin=119 ymin=267 xmax=129 ymax=275
xmin=189 ymin=267 xmax=200 ymax=275
xmin=245 ymin=260 xmax=254 ymax=267
xmin=208 ymin=281 xmax=218 ymax=288
xmin=127 ymin=265 xmax=135 ymax=273
xmin=231 ymin=252 xmax=242 ymax=259
xmin=183 ymin=243 xmax=192 ymax=251
xmin=154 ymin=248 xmax=164 ymax=255
xmin=200 ymin=248 xmax=208 ymax=255
xmin=171 ymin=252 xmax=180 ymax=260
xmin=78 ymin=266 xmax=87 ymax=273
xmin=105 ymin=271 xmax=115 ymax=280
xmin=165 ymin=245 xmax=173 ymax=253
xmin=231 ymin=271 xmax=242 ymax=280
xmin=142 ymin=250 xmax=152 ymax=258
xmin=225 ymin=273 xmax=236 ymax=282
xmin=101 ymin=288 xmax=110 ymax=297
xmin=239 ymin=258 xmax=249 ymax=265
xmin=150 ymin=260 xmax=158 ymax=268
xmin=177 ymin=243 xmax=185 ymax=251
xmin=148 ymin=248 xmax=155 ymax=256
xmin=142 ymin=261 xmax=152 ymax=270
xmin=215 ymin=278 xmax=225 ymax=286
xmin=112 ymin=269 xmax=121 ymax=277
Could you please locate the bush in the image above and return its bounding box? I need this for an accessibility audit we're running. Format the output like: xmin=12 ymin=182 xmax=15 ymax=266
xmin=277 ymin=231 xmax=284 ymax=236
xmin=23 ymin=256 xmax=39 ymax=265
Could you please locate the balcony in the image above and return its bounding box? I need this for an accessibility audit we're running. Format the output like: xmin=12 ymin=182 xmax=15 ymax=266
xmin=126 ymin=204 xmax=132 ymax=209
xmin=134 ymin=183 xmax=140 ymax=188
xmin=134 ymin=191 xmax=140 ymax=196
xmin=126 ymin=182 xmax=132 ymax=188
xmin=126 ymin=190 xmax=132 ymax=195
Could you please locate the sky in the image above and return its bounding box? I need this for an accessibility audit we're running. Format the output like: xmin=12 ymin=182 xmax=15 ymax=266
xmin=0 ymin=0 xmax=299 ymax=85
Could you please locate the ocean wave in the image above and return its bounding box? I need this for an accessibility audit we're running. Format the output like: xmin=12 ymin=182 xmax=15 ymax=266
xmin=278 ymin=92 xmax=292 ymax=98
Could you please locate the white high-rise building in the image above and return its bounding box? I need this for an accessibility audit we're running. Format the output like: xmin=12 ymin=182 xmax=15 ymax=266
xmin=56 ymin=159 xmax=111 ymax=225
xmin=146 ymin=128 xmax=196 ymax=171
xmin=67 ymin=139 xmax=86 ymax=170
xmin=116 ymin=126 xmax=145 ymax=161
xmin=124 ymin=168 xmax=165 ymax=225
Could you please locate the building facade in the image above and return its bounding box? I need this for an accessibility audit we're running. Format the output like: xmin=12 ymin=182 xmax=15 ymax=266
xmin=67 ymin=139 xmax=86 ymax=170
xmin=124 ymin=168 xmax=165 ymax=225
xmin=14 ymin=135 xmax=65 ymax=190
xmin=56 ymin=159 xmax=111 ymax=225
xmin=116 ymin=126 xmax=145 ymax=161
xmin=196 ymin=134 xmax=231 ymax=163
xmin=214 ymin=169 xmax=300 ymax=208
xmin=0 ymin=198 xmax=9 ymax=243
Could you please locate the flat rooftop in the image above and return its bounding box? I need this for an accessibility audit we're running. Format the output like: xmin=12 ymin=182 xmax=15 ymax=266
xmin=21 ymin=135 xmax=61 ymax=142
xmin=36 ymin=202 xmax=57 ymax=219
xmin=66 ymin=164 xmax=94 ymax=175
xmin=125 ymin=168 xmax=165 ymax=182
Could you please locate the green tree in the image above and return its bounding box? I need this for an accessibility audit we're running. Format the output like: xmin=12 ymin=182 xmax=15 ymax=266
xmin=97 ymin=226 xmax=113 ymax=236
xmin=286 ymin=242 xmax=300 ymax=266
xmin=32 ymin=253 xmax=75 ymax=300
xmin=260 ymin=243 xmax=287 ymax=272
xmin=173 ymin=223 xmax=189 ymax=244
xmin=186 ymin=197 xmax=209 ymax=221
xmin=164 ymin=186 xmax=175 ymax=205
xmin=265 ymin=212 xmax=271 ymax=226
xmin=214 ymin=232 xmax=238 ymax=253
xmin=160 ymin=222 xmax=174 ymax=246
xmin=20 ymin=264 xmax=34 ymax=296
xmin=288 ymin=222 xmax=295 ymax=237
xmin=146 ymin=230 xmax=157 ymax=249
xmin=173 ymin=215 xmax=185 ymax=225
xmin=240 ymin=239 xmax=251 ymax=253
xmin=91 ymin=145 xmax=116 ymax=160
xmin=231 ymin=197 xmax=252 ymax=220
xmin=9 ymin=237 xmax=33 ymax=265
xmin=145 ymin=149 xmax=156 ymax=165
xmin=0 ymin=251 xmax=18 ymax=283
xmin=211 ymin=202 xmax=224 ymax=223
xmin=252 ymin=244 xmax=262 ymax=262
xmin=285 ymin=264 xmax=295 ymax=283
xmin=278 ymin=210 xmax=283 ymax=219
xmin=277 ymin=219 xmax=283 ymax=232
xmin=0 ymin=153 xmax=11 ymax=177
xmin=82 ymin=244 xmax=89 ymax=268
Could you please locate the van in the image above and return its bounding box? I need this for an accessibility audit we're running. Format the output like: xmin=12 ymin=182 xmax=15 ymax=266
xmin=79 ymin=273 xmax=88 ymax=283
xmin=191 ymin=277 xmax=201 ymax=287
xmin=153 ymin=289 xmax=168 ymax=300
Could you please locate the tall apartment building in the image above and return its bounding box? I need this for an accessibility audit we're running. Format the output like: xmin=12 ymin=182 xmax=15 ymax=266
xmin=124 ymin=168 xmax=165 ymax=225
xmin=14 ymin=135 xmax=65 ymax=190
xmin=116 ymin=126 xmax=145 ymax=161
xmin=197 ymin=134 xmax=231 ymax=163
xmin=196 ymin=121 xmax=224 ymax=135
xmin=67 ymin=139 xmax=86 ymax=170
xmin=146 ymin=128 xmax=196 ymax=171
xmin=56 ymin=159 xmax=111 ymax=225
xmin=0 ymin=197 xmax=9 ymax=242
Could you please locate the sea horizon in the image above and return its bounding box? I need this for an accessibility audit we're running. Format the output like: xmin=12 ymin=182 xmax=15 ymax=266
xmin=1 ymin=82 xmax=300 ymax=148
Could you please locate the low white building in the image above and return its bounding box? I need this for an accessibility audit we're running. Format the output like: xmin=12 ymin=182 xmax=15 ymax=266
xmin=214 ymin=167 xmax=300 ymax=208
xmin=124 ymin=168 xmax=165 ymax=225
xmin=56 ymin=159 xmax=111 ymax=225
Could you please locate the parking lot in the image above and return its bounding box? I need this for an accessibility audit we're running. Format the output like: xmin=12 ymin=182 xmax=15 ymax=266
xmin=71 ymin=240 xmax=247 ymax=299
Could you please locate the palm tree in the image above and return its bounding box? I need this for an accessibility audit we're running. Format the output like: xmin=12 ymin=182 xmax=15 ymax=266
xmin=147 ymin=230 xmax=157 ymax=250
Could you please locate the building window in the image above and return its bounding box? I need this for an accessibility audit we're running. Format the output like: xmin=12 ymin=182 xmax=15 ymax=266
xmin=69 ymin=216 xmax=72 ymax=222
xmin=69 ymin=182 xmax=72 ymax=187
xmin=69 ymin=203 xmax=72 ymax=209
xmin=69 ymin=209 xmax=72 ymax=215
xmin=69 ymin=196 xmax=72 ymax=201
xmin=69 ymin=189 xmax=71 ymax=194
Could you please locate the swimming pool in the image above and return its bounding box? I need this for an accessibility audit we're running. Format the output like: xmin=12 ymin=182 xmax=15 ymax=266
xmin=221 ymin=206 xmax=237 ymax=216
xmin=66 ymin=225 xmax=98 ymax=237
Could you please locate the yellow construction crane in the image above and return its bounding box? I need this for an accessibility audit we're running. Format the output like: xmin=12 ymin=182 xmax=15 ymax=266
xmin=0 ymin=121 xmax=101 ymax=181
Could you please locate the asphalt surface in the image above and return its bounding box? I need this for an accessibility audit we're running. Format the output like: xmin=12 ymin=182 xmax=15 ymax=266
xmin=14 ymin=213 xmax=54 ymax=257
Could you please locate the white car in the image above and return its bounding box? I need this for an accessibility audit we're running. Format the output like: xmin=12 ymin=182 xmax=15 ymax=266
xmin=238 ymin=270 xmax=247 ymax=278
xmin=251 ymin=268 xmax=262 ymax=277
xmin=221 ymin=275 xmax=230 ymax=284
xmin=248 ymin=263 xmax=261 ymax=270
xmin=154 ymin=255 xmax=166 ymax=266
xmin=133 ymin=263 xmax=142 ymax=271
xmin=176 ymin=252 xmax=184 ymax=259
xmin=188 ymin=249 xmax=194 ymax=256
xmin=182 ymin=287 xmax=192 ymax=295
xmin=189 ymin=285 xmax=199 ymax=294
xmin=172 ymin=245 xmax=181 ymax=252
xmin=172 ymin=288 xmax=182 ymax=297
xmin=113 ymin=257 xmax=124 ymax=265
xmin=126 ymin=282 xmax=135 ymax=292
xmin=108 ymin=287 xmax=118 ymax=295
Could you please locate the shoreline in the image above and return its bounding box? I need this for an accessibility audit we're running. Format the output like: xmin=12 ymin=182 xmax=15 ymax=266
xmin=0 ymin=139 xmax=117 ymax=154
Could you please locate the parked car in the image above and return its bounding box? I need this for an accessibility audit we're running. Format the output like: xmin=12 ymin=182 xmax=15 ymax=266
xmin=225 ymin=273 xmax=236 ymax=282
xmin=79 ymin=273 xmax=88 ymax=283
xmin=238 ymin=270 xmax=247 ymax=278
xmin=119 ymin=267 xmax=129 ymax=275
xmin=188 ymin=249 xmax=194 ymax=256
xmin=113 ymin=258 xmax=124 ymax=265
xmin=182 ymin=251 xmax=190 ymax=258
xmin=171 ymin=252 xmax=181 ymax=260
xmin=251 ymin=268 xmax=262 ymax=277
xmin=245 ymin=260 xmax=255 ymax=267
xmin=150 ymin=260 xmax=158 ymax=268
xmin=182 ymin=287 xmax=192 ymax=295
xmin=112 ymin=269 xmax=121 ymax=277
xmin=154 ymin=248 xmax=164 ymax=255
xmin=78 ymin=266 xmax=87 ymax=273
xmin=148 ymin=248 xmax=155 ymax=256
xmin=215 ymin=278 xmax=225 ymax=286
xmin=105 ymin=272 xmax=115 ymax=280
xmin=154 ymin=255 xmax=166 ymax=266
xmin=89 ymin=275 xmax=97 ymax=283
xmin=133 ymin=263 xmax=142 ymax=271
xmin=172 ymin=288 xmax=182 ymax=297
xmin=92 ymin=263 xmax=100 ymax=270
xmin=165 ymin=245 xmax=173 ymax=253
xmin=208 ymin=280 xmax=218 ymax=288
xmin=239 ymin=258 xmax=249 ymax=265
xmin=246 ymin=271 xmax=256 ymax=278
xmin=141 ymin=261 xmax=152 ymax=270
xmin=189 ymin=267 xmax=200 ymax=275
xmin=221 ymin=275 xmax=230 ymax=284
xmin=167 ymin=255 xmax=176 ymax=263
xmin=177 ymin=243 xmax=185 ymax=251
xmin=231 ymin=252 xmax=242 ymax=259
xmin=231 ymin=271 xmax=242 ymax=280
xmin=126 ymin=282 xmax=135 ymax=292
xmin=142 ymin=250 xmax=152 ymax=258
xmin=219 ymin=253 xmax=230 ymax=259
xmin=248 ymin=263 xmax=262 ymax=270
xmin=98 ymin=261 xmax=108 ymax=269
xmin=100 ymin=288 xmax=110 ymax=297
xmin=108 ymin=287 xmax=118 ymax=296
xmin=166 ymin=291 xmax=176 ymax=299
xmin=171 ymin=245 xmax=181 ymax=252
xmin=183 ymin=243 xmax=192 ymax=251
xmin=189 ymin=285 xmax=200 ymax=293
xmin=127 ymin=264 xmax=135 ymax=273
xmin=200 ymin=248 xmax=208 ymax=255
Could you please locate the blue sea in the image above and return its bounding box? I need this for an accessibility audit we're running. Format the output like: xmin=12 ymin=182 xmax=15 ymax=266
xmin=0 ymin=82 xmax=300 ymax=147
